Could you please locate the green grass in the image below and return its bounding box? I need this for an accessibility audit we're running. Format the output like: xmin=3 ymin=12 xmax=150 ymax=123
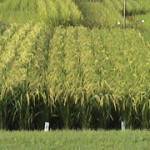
xmin=0 ymin=130 xmax=149 ymax=150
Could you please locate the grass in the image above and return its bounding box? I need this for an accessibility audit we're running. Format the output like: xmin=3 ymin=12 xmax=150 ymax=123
xmin=0 ymin=130 xmax=149 ymax=150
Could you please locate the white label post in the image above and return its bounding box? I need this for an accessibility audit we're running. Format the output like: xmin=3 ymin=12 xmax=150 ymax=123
xmin=44 ymin=122 xmax=49 ymax=131
xmin=121 ymin=121 xmax=125 ymax=131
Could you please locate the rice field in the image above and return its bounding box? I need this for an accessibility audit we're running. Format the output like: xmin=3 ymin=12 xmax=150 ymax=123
xmin=0 ymin=0 xmax=150 ymax=130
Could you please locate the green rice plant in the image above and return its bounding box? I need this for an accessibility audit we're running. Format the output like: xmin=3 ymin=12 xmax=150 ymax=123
xmin=0 ymin=23 xmax=18 ymax=53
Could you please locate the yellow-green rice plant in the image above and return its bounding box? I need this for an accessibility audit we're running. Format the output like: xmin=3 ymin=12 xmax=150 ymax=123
xmin=46 ymin=0 xmax=81 ymax=25
xmin=0 ymin=22 xmax=44 ymax=129
xmin=5 ymin=22 xmax=42 ymax=84
xmin=0 ymin=22 xmax=33 ymax=97
xmin=67 ymin=0 xmax=82 ymax=25
xmin=55 ymin=0 xmax=70 ymax=24
xmin=44 ymin=0 xmax=58 ymax=24
xmin=63 ymin=27 xmax=82 ymax=102
xmin=46 ymin=26 xmax=67 ymax=109
xmin=19 ymin=24 xmax=53 ymax=129
xmin=5 ymin=22 xmax=43 ymax=89
xmin=27 ymin=25 xmax=52 ymax=99
xmin=47 ymin=27 xmax=70 ymax=128
xmin=0 ymin=23 xmax=18 ymax=53
xmin=0 ymin=23 xmax=30 ymax=99
xmin=0 ymin=23 xmax=33 ymax=71
xmin=63 ymin=27 xmax=87 ymax=128
xmin=89 ymin=29 xmax=117 ymax=127
xmin=78 ymin=27 xmax=95 ymax=96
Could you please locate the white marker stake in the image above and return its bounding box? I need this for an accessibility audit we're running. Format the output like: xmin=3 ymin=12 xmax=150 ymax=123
xmin=141 ymin=19 xmax=144 ymax=23
xmin=121 ymin=121 xmax=125 ymax=131
xmin=117 ymin=21 xmax=121 ymax=25
xmin=44 ymin=122 xmax=49 ymax=131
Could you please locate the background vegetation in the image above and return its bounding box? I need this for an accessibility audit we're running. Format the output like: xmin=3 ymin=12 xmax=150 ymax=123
xmin=0 ymin=0 xmax=150 ymax=130
xmin=0 ymin=0 xmax=81 ymax=25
